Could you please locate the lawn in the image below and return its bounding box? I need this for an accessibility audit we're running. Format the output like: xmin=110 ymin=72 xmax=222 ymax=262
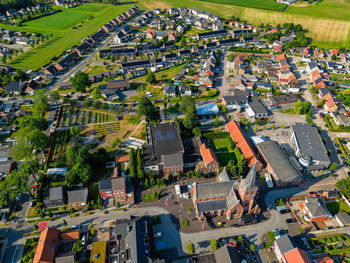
xmin=210 ymin=137 xmax=233 ymax=152
xmin=217 ymin=147 xmax=242 ymax=166
xmin=7 ymin=3 xmax=133 ymax=70
xmin=326 ymin=200 xmax=350 ymax=216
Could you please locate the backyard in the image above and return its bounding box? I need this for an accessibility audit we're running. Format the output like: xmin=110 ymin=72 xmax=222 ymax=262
xmin=326 ymin=200 xmax=350 ymax=216
xmin=5 ymin=3 xmax=133 ymax=70
xmin=309 ymin=234 xmax=350 ymax=256
xmin=217 ymin=148 xmax=242 ymax=166
xmin=50 ymin=130 xmax=70 ymax=163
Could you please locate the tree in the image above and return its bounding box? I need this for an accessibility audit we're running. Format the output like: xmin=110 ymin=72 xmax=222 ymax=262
xmin=281 ymin=123 xmax=285 ymax=129
xmin=210 ymin=239 xmax=218 ymax=251
xmin=329 ymin=162 xmax=337 ymax=172
xmin=10 ymin=127 xmax=50 ymax=161
xmin=137 ymin=95 xmax=160 ymax=122
xmin=49 ymin=90 xmax=60 ymax=104
xmin=193 ymin=127 xmax=202 ymax=137
xmin=214 ymin=116 xmax=220 ymax=127
xmin=16 ymin=115 xmax=48 ymax=131
xmin=33 ymin=90 xmax=49 ymax=116
xmin=63 ymin=219 xmax=67 ymax=226
xmin=146 ymin=70 xmax=156 ymax=84
xmin=129 ymin=149 xmax=136 ymax=180
xmin=222 ymin=105 xmax=227 ymax=114
xmin=83 ymin=98 xmax=92 ymax=107
xmin=72 ymin=71 xmax=90 ymax=92
xmin=187 ymin=242 xmax=194 ymax=255
xmin=180 ymin=96 xmax=197 ymax=129
xmin=249 ymin=244 xmax=256 ymax=253
xmin=110 ymin=138 xmax=121 ymax=148
xmin=91 ymin=87 xmax=102 ymax=100
xmin=72 ymin=240 xmax=84 ymax=252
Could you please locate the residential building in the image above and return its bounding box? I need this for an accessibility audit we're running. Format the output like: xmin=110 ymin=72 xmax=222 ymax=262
xmin=44 ymin=186 xmax=65 ymax=208
xmin=33 ymin=228 xmax=60 ymax=263
xmin=257 ymin=141 xmax=303 ymax=187
xmin=5 ymin=81 xmax=26 ymax=95
xmin=291 ymin=123 xmax=331 ymax=170
xmin=267 ymin=94 xmax=300 ymax=106
xmin=163 ymin=84 xmax=176 ymax=98
xmin=107 ymin=79 xmax=130 ymax=91
xmin=221 ymin=94 xmax=249 ymax=111
xmin=246 ymin=99 xmax=268 ymax=119
xmin=274 ymin=234 xmax=310 ymax=263
xmin=196 ymin=143 xmax=219 ymax=174
xmin=324 ymin=97 xmax=338 ymax=112
xmin=301 ymin=197 xmax=331 ymax=222
xmin=67 ymin=188 xmax=88 ymax=207
xmin=179 ymin=85 xmax=192 ymax=97
xmin=99 ymin=175 xmax=133 ymax=205
xmin=194 ymin=30 xmax=227 ymax=40
xmin=335 ymin=212 xmax=350 ymax=227
xmin=226 ymin=120 xmax=263 ymax=171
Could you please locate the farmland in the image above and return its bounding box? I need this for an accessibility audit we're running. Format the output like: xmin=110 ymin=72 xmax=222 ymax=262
xmin=50 ymin=130 xmax=70 ymax=163
xmin=57 ymin=106 xmax=117 ymax=128
xmin=198 ymin=0 xmax=287 ymax=12
xmin=126 ymin=0 xmax=350 ymax=48
xmin=5 ymin=3 xmax=133 ymax=70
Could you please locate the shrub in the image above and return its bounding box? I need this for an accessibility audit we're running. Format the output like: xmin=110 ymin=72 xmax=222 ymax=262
xmin=337 ymin=236 xmax=344 ymax=242
xmin=264 ymin=241 xmax=272 ymax=251
xmin=187 ymin=242 xmax=194 ymax=255
xmin=237 ymin=236 xmax=243 ymax=243
xmin=210 ymin=239 xmax=218 ymax=251
xmin=152 ymin=216 xmax=161 ymax=225
xmin=332 ymin=237 xmax=338 ymax=243
xmin=181 ymin=218 xmax=189 ymax=227
xmin=326 ymin=238 xmax=332 ymax=244
xmin=249 ymin=244 xmax=256 ymax=253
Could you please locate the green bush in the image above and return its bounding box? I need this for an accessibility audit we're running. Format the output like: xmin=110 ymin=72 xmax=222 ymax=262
xmin=152 ymin=216 xmax=161 ymax=225
xmin=326 ymin=238 xmax=332 ymax=244
xmin=337 ymin=236 xmax=344 ymax=242
xmin=332 ymin=237 xmax=338 ymax=243
xmin=203 ymin=131 xmax=229 ymax=139
xmin=187 ymin=242 xmax=194 ymax=255
xmin=181 ymin=218 xmax=189 ymax=227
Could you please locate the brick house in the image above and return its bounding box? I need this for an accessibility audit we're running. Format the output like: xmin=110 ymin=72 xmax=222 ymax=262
xmin=324 ymin=97 xmax=338 ymax=112
xmin=67 ymin=188 xmax=88 ymax=207
xmin=99 ymin=176 xmax=128 ymax=204
xmin=195 ymin=143 xmax=219 ymax=174
xmin=300 ymin=197 xmax=331 ymax=222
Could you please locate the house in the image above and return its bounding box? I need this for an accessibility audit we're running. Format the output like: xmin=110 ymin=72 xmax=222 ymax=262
xmin=274 ymin=234 xmax=310 ymax=263
xmin=179 ymin=85 xmax=192 ymax=97
xmin=318 ymin=87 xmax=330 ymax=100
xmin=226 ymin=120 xmax=262 ymax=171
xmin=194 ymin=30 xmax=227 ymax=40
xmin=67 ymin=188 xmax=88 ymax=207
xmin=168 ymin=31 xmax=177 ymax=41
xmin=324 ymin=97 xmax=338 ymax=112
xmin=267 ymin=94 xmax=300 ymax=106
xmin=0 ymin=148 xmax=14 ymax=176
xmin=214 ymin=246 xmax=241 ymax=263
xmin=222 ymin=94 xmax=248 ymax=111
xmin=99 ymin=176 xmax=128 ymax=204
xmin=146 ymin=28 xmax=156 ymax=39
xmin=311 ymin=70 xmax=326 ymax=88
xmin=75 ymin=41 xmax=90 ymax=56
xmin=143 ymin=123 xmax=184 ymax=177
xmin=306 ymin=61 xmax=322 ymax=74
xmin=44 ymin=186 xmax=65 ymax=208
xmin=107 ymin=79 xmax=130 ymax=91
xmin=33 ymin=228 xmax=60 ymax=263
xmin=257 ymin=141 xmax=303 ymax=187
xmin=5 ymin=81 xmax=26 ymax=95
xmin=291 ymin=123 xmax=331 ymax=170
xmin=163 ymin=84 xmax=176 ymax=98
xmin=169 ymin=8 xmax=179 ymax=15
xmin=335 ymin=212 xmax=350 ymax=227
xmin=15 ymin=37 xmax=31 ymax=45
xmin=191 ymin=162 xmax=260 ymax=221
xmin=196 ymin=102 xmax=219 ymax=116
xmin=212 ymin=21 xmax=224 ymax=31
xmin=196 ymin=143 xmax=219 ymax=174
xmin=301 ymin=197 xmax=331 ymax=222
xmin=176 ymin=24 xmax=185 ymax=33
xmin=246 ymin=99 xmax=268 ymax=119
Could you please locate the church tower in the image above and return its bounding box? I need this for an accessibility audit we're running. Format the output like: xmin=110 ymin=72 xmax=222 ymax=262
xmin=238 ymin=161 xmax=258 ymax=204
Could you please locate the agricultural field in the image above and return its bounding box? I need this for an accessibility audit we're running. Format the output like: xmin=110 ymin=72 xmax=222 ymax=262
xmin=93 ymin=122 xmax=121 ymax=136
xmin=124 ymin=0 xmax=350 ymax=48
xmin=199 ymin=0 xmax=287 ymax=12
xmin=50 ymin=130 xmax=70 ymax=163
xmin=6 ymin=3 xmax=133 ymax=70
xmin=57 ymin=106 xmax=117 ymax=128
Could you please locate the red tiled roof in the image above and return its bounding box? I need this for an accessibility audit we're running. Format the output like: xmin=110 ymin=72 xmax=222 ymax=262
xmin=200 ymin=144 xmax=217 ymax=166
xmin=116 ymin=154 xmax=130 ymax=163
xmin=33 ymin=227 xmax=60 ymax=263
xmin=284 ymin=248 xmax=310 ymax=263
xmin=315 ymin=256 xmax=334 ymax=263
xmin=226 ymin=121 xmax=262 ymax=171
xmin=60 ymin=229 xmax=80 ymax=241
xmin=276 ymin=53 xmax=287 ymax=61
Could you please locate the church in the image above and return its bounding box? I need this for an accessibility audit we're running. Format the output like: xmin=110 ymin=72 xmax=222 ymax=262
xmin=191 ymin=162 xmax=260 ymax=221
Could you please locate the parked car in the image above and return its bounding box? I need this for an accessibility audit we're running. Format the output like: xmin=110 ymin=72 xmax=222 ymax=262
xmin=29 ymin=201 xmax=35 ymax=207
xmin=273 ymin=229 xmax=281 ymax=238
xmin=280 ymin=209 xmax=290 ymax=214
xmin=72 ymin=225 xmax=81 ymax=229
xmin=81 ymin=235 xmax=86 ymax=246
xmin=285 ymin=218 xmax=296 ymax=223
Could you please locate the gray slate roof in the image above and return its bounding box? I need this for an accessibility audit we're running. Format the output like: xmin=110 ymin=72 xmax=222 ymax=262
xmin=304 ymin=197 xmax=329 ymax=218
xmin=196 ymin=180 xmax=236 ymax=200
xmin=258 ymin=141 xmax=302 ymax=183
xmin=49 ymin=186 xmax=64 ymax=201
xmin=214 ymin=246 xmax=240 ymax=263
xmin=163 ymin=153 xmax=184 ymax=167
xmin=67 ymin=188 xmax=88 ymax=203
xmin=275 ymin=235 xmax=295 ymax=255
xmin=240 ymin=162 xmax=258 ymax=191
xmin=291 ymin=123 xmax=330 ymax=166
xmin=197 ymin=199 xmax=227 ymax=213
xmin=336 ymin=212 xmax=350 ymax=226
xmin=248 ymin=98 xmax=268 ymax=115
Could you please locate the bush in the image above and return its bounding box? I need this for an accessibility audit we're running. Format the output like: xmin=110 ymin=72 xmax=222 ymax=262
xmin=326 ymin=238 xmax=332 ymax=244
xmin=264 ymin=241 xmax=272 ymax=251
xmin=203 ymin=131 xmax=229 ymax=139
xmin=152 ymin=216 xmax=161 ymax=225
xmin=249 ymin=244 xmax=256 ymax=253
xmin=332 ymin=237 xmax=338 ymax=243
xmin=187 ymin=242 xmax=194 ymax=255
xmin=337 ymin=236 xmax=344 ymax=242
xmin=181 ymin=218 xmax=189 ymax=227
xmin=210 ymin=239 xmax=218 ymax=251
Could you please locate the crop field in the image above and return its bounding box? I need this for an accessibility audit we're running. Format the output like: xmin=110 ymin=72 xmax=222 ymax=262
xmin=6 ymin=3 xmax=133 ymax=70
xmin=93 ymin=122 xmax=121 ymax=136
xmin=242 ymin=8 xmax=350 ymax=48
xmin=50 ymin=130 xmax=70 ymax=162
xmin=198 ymin=0 xmax=287 ymax=12
xmin=57 ymin=106 xmax=117 ymax=127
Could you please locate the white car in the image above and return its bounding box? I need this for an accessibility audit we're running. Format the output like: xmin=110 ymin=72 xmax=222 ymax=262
xmin=81 ymin=235 xmax=86 ymax=246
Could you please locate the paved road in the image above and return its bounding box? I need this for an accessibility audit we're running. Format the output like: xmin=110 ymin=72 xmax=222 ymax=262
xmin=217 ymin=53 xmax=229 ymax=98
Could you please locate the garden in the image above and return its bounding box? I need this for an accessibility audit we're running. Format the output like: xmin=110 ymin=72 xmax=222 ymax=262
xmin=92 ymin=122 xmax=121 ymax=136
xmin=50 ymin=130 xmax=70 ymax=163
xmin=21 ymin=237 xmax=39 ymax=263
xmin=309 ymin=234 xmax=350 ymax=255
xmin=325 ymin=199 xmax=350 ymax=216
xmin=57 ymin=106 xmax=117 ymax=128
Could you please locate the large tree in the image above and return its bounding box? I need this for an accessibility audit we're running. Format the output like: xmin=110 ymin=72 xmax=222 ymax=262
xmin=72 ymin=71 xmax=90 ymax=92
xmin=137 ymin=95 xmax=160 ymax=122
xmin=16 ymin=115 xmax=48 ymax=131
xmin=179 ymin=95 xmax=197 ymax=129
xmin=33 ymin=89 xmax=50 ymax=116
xmin=48 ymin=90 xmax=60 ymax=104
xmin=10 ymin=127 xmax=50 ymax=161
xmin=336 ymin=177 xmax=350 ymax=197
xmin=146 ymin=70 xmax=156 ymax=84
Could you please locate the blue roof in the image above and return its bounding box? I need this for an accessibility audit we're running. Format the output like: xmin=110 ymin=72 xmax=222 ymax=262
xmin=196 ymin=103 xmax=219 ymax=115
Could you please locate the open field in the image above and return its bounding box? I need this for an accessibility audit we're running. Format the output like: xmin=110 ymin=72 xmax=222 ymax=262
xmin=6 ymin=3 xmax=133 ymax=70
xmin=242 ymin=8 xmax=350 ymax=48
xmin=199 ymin=0 xmax=287 ymax=12
xmin=125 ymin=0 xmax=350 ymax=48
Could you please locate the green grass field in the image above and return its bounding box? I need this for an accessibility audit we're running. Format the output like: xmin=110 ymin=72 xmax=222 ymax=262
xmin=198 ymin=0 xmax=287 ymax=12
xmin=326 ymin=200 xmax=350 ymax=216
xmin=217 ymin=147 xmax=242 ymax=166
xmin=210 ymin=137 xmax=233 ymax=152
xmin=6 ymin=3 xmax=133 ymax=70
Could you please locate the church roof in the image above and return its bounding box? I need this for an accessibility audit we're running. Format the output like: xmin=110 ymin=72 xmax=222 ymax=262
xmin=240 ymin=161 xmax=258 ymax=191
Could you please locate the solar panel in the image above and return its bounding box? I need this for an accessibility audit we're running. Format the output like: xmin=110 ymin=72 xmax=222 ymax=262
xmin=154 ymin=130 xmax=176 ymax=142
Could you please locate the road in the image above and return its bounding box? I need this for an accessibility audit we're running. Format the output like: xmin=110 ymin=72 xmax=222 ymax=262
xmin=217 ymin=53 xmax=229 ymax=98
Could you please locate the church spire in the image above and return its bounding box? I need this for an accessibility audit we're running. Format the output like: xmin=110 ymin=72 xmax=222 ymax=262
xmin=240 ymin=161 xmax=258 ymax=191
